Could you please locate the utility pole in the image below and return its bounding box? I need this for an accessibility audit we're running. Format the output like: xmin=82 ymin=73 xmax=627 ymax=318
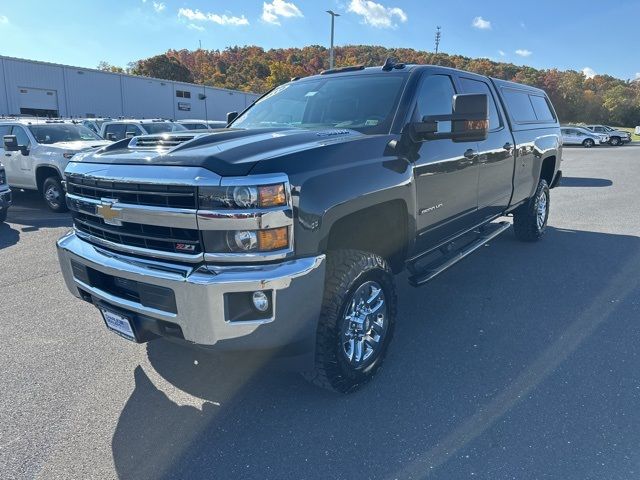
xmin=434 ymin=26 xmax=442 ymax=54
xmin=199 ymin=39 xmax=202 ymax=50
xmin=326 ymin=10 xmax=340 ymax=69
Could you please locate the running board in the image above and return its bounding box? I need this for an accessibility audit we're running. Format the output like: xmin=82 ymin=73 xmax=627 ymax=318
xmin=408 ymin=221 xmax=511 ymax=287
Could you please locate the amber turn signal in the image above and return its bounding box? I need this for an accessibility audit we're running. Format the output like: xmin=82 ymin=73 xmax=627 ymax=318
xmin=258 ymin=183 xmax=286 ymax=207
xmin=257 ymin=227 xmax=288 ymax=251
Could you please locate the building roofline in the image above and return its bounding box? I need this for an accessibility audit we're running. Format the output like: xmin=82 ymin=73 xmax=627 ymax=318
xmin=0 ymin=54 xmax=257 ymax=96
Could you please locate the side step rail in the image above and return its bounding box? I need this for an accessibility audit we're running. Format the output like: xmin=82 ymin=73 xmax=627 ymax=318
xmin=408 ymin=221 xmax=511 ymax=287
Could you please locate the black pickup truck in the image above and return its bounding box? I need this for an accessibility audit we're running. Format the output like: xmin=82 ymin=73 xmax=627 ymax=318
xmin=57 ymin=60 xmax=562 ymax=392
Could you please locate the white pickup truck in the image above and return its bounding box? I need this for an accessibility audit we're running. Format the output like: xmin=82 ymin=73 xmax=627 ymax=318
xmin=0 ymin=119 xmax=110 ymax=211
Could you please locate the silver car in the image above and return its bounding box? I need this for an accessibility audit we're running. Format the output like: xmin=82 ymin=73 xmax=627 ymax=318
xmin=561 ymin=126 xmax=605 ymax=148
xmin=585 ymin=125 xmax=631 ymax=146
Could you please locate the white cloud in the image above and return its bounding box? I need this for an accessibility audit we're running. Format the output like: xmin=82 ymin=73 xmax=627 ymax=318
xmin=152 ymin=2 xmax=165 ymax=13
xmin=498 ymin=50 xmax=506 ymax=56
xmin=515 ymin=49 xmax=532 ymax=57
xmin=635 ymin=73 xmax=640 ymax=79
xmin=348 ymin=0 xmax=407 ymax=29
xmin=178 ymin=8 xmax=249 ymax=26
xmin=582 ymin=67 xmax=596 ymax=79
xmin=187 ymin=23 xmax=205 ymax=31
xmin=261 ymin=0 xmax=303 ymax=25
xmin=472 ymin=16 xmax=491 ymax=30
xmin=0 ymin=15 xmax=8 ymax=24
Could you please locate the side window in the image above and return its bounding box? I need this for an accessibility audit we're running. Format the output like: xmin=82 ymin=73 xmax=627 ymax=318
xmin=501 ymin=88 xmax=537 ymax=123
xmin=0 ymin=125 xmax=10 ymax=150
xmin=105 ymin=124 xmax=126 ymax=141
xmin=459 ymin=77 xmax=502 ymax=130
xmin=12 ymin=126 xmax=31 ymax=147
xmin=415 ymin=74 xmax=456 ymax=132
xmin=125 ymin=124 xmax=143 ymax=137
xmin=529 ymin=95 xmax=555 ymax=122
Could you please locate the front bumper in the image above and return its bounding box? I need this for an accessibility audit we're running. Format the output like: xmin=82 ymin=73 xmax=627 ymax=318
xmin=0 ymin=187 xmax=11 ymax=211
xmin=57 ymin=232 xmax=326 ymax=351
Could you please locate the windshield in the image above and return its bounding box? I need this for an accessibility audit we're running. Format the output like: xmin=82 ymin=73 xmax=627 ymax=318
xmin=142 ymin=123 xmax=188 ymax=134
xmin=232 ymin=73 xmax=407 ymax=134
xmin=28 ymin=124 xmax=103 ymax=144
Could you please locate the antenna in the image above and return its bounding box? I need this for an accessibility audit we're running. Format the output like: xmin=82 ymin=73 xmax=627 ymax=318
xmin=434 ymin=26 xmax=442 ymax=54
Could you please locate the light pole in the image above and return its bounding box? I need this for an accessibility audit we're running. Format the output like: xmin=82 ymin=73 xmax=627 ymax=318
xmin=326 ymin=10 xmax=340 ymax=69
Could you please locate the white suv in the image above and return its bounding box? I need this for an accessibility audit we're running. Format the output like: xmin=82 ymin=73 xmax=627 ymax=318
xmin=584 ymin=125 xmax=631 ymax=146
xmin=0 ymin=119 xmax=110 ymax=211
xmin=99 ymin=119 xmax=188 ymax=141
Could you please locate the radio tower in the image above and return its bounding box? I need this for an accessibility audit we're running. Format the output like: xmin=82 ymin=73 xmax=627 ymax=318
xmin=434 ymin=26 xmax=442 ymax=54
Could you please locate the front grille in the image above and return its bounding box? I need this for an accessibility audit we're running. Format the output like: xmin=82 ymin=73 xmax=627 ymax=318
xmin=73 ymin=211 xmax=202 ymax=255
xmin=66 ymin=175 xmax=197 ymax=209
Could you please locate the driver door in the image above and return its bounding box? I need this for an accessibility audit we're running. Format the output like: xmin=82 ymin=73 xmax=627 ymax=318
xmin=12 ymin=126 xmax=35 ymax=188
xmin=411 ymin=73 xmax=480 ymax=253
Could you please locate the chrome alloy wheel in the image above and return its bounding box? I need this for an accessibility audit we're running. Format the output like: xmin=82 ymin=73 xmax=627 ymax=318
xmin=45 ymin=185 xmax=61 ymax=207
xmin=341 ymin=281 xmax=388 ymax=367
xmin=536 ymin=189 xmax=548 ymax=230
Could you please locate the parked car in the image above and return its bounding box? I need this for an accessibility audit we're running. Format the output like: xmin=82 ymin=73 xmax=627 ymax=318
xmin=176 ymin=119 xmax=227 ymax=130
xmin=560 ymin=126 xmax=603 ymax=147
xmin=584 ymin=125 xmax=631 ymax=146
xmin=0 ymin=163 xmax=11 ymax=223
xmin=99 ymin=119 xmax=188 ymax=141
xmin=0 ymin=119 xmax=110 ymax=211
xmin=57 ymin=60 xmax=562 ymax=392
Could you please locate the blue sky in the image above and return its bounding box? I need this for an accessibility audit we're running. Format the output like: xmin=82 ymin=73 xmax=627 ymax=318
xmin=0 ymin=0 xmax=638 ymax=80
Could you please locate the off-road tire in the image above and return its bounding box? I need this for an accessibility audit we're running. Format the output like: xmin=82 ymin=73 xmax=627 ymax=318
xmin=43 ymin=176 xmax=68 ymax=213
xmin=513 ymin=179 xmax=549 ymax=242
xmin=302 ymin=249 xmax=397 ymax=393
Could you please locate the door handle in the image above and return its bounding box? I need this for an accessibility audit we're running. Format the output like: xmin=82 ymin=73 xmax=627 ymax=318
xmin=463 ymin=149 xmax=477 ymax=159
xmin=503 ymin=142 xmax=513 ymax=151
xmin=4 ymin=153 xmax=10 ymax=157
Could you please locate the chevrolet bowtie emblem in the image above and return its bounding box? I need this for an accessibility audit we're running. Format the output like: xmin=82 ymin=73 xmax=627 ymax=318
xmin=96 ymin=200 xmax=122 ymax=226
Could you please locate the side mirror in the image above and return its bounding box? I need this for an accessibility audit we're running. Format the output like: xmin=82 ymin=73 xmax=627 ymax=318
xmin=226 ymin=111 xmax=238 ymax=124
xmin=3 ymin=135 xmax=29 ymax=155
xmin=125 ymin=132 xmax=136 ymax=139
xmin=3 ymin=135 xmax=18 ymax=152
xmin=106 ymin=133 xmax=117 ymax=141
xmin=409 ymin=93 xmax=489 ymax=143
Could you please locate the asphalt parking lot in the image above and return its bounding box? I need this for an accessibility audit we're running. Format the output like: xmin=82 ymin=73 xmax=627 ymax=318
xmin=1 ymin=144 xmax=640 ymax=480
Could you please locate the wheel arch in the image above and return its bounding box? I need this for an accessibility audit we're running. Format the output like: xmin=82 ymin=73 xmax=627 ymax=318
xmin=35 ymin=165 xmax=62 ymax=193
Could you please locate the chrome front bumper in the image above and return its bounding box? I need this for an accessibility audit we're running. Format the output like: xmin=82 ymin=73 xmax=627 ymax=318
xmin=57 ymin=232 xmax=326 ymax=349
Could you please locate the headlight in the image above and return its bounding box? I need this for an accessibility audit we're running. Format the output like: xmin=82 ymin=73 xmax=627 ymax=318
xmin=198 ymin=183 xmax=287 ymax=209
xmin=226 ymin=227 xmax=288 ymax=252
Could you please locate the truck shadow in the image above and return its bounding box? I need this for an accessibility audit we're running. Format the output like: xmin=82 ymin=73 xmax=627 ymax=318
xmin=0 ymin=222 xmax=20 ymax=249
xmin=112 ymin=227 xmax=640 ymax=480
xmin=560 ymin=177 xmax=612 ymax=187
xmin=6 ymin=190 xmax=72 ymax=232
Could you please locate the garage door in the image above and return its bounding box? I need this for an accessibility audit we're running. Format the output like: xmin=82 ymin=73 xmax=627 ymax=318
xmin=18 ymin=87 xmax=59 ymax=117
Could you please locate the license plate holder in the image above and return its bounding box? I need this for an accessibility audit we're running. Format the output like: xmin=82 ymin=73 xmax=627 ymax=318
xmin=99 ymin=306 xmax=138 ymax=342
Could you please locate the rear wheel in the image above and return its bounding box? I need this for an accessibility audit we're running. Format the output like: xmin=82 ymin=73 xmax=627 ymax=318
xmin=582 ymin=138 xmax=595 ymax=148
xmin=43 ymin=176 xmax=67 ymax=213
xmin=513 ymin=179 xmax=549 ymax=242
xmin=609 ymin=136 xmax=621 ymax=146
xmin=302 ymin=249 xmax=397 ymax=393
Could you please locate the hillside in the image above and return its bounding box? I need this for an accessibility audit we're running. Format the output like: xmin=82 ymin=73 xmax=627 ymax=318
xmin=116 ymin=45 xmax=640 ymax=126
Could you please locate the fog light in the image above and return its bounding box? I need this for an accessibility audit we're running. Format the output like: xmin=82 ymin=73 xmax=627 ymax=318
xmin=252 ymin=291 xmax=269 ymax=312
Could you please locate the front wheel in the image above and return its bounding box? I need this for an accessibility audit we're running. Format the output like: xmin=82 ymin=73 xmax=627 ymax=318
xmin=42 ymin=176 xmax=68 ymax=213
xmin=302 ymin=249 xmax=397 ymax=393
xmin=582 ymin=138 xmax=595 ymax=148
xmin=513 ymin=179 xmax=549 ymax=242
xmin=609 ymin=136 xmax=621 ymax=146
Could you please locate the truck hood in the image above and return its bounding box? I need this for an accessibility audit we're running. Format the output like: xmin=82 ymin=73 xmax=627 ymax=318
xmin=49 ymin=140 xmax=112 ymax=152
xmin=70 ymin=128 xmax=366 ymax=176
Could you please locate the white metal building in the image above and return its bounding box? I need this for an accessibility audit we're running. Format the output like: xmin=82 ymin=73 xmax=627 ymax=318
xmin=0 ymin=55 xmax=259 ymax=120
